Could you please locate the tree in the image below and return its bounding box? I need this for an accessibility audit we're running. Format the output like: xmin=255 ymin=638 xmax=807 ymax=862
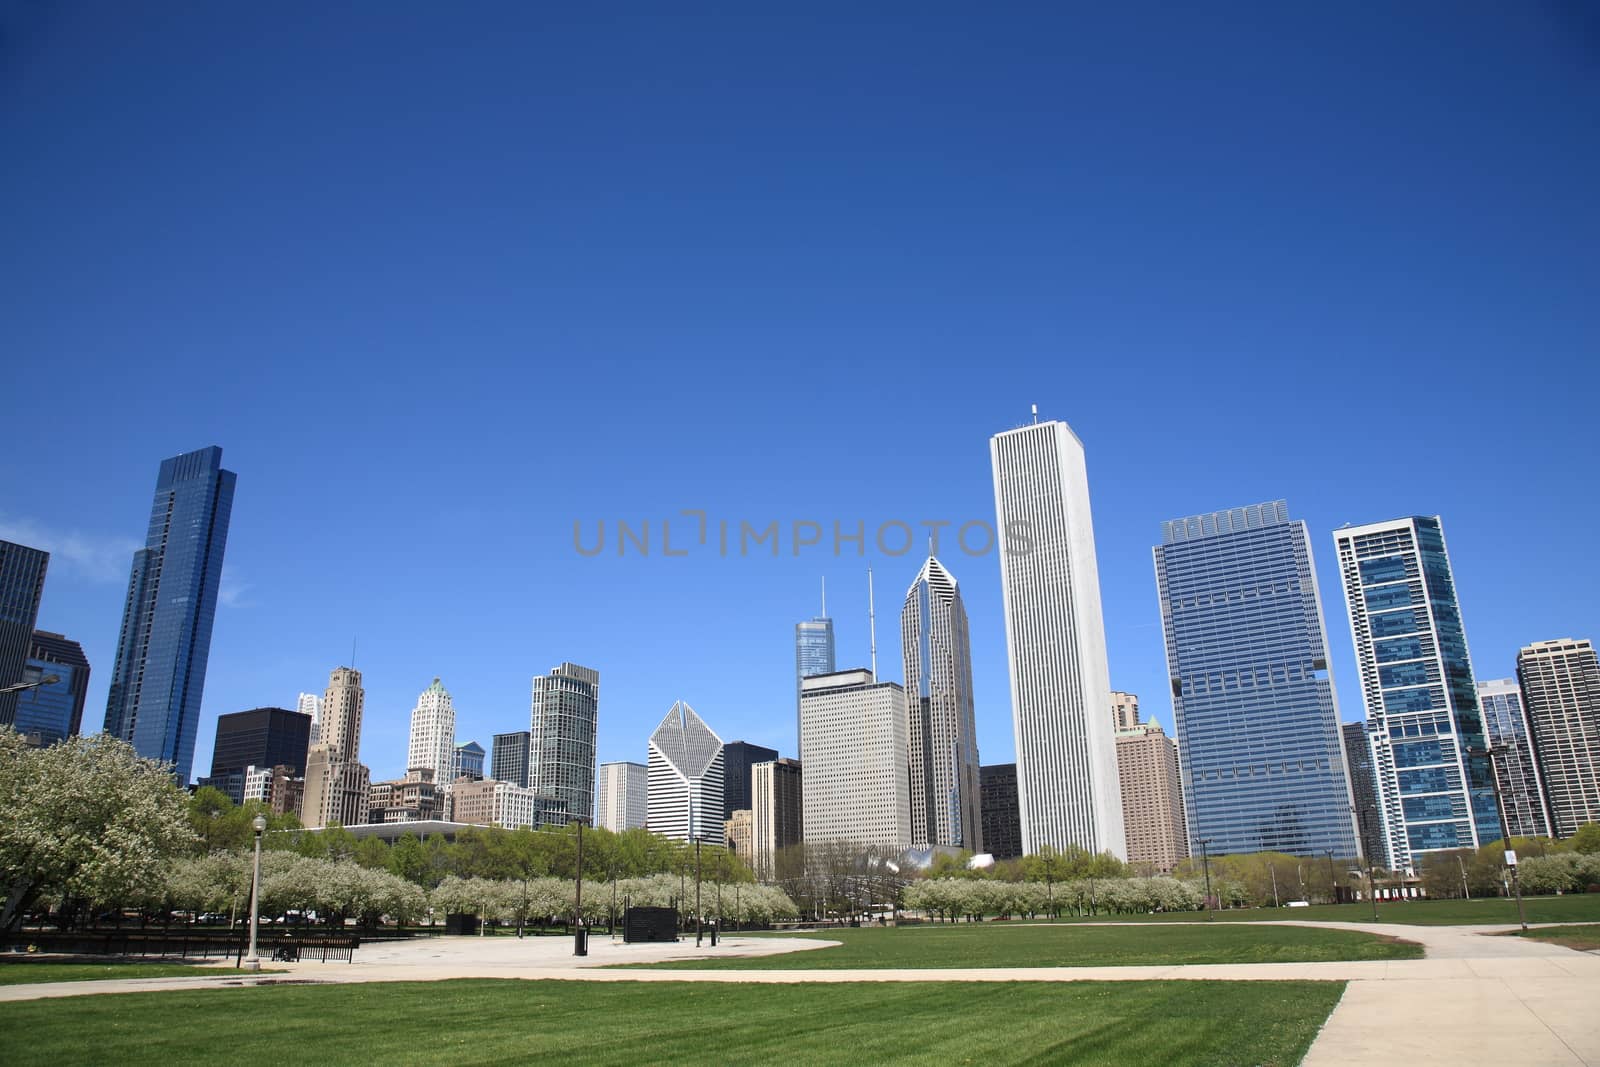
xmin=0 ymin=733 xmax=195 ymax=930
xmin=1570 ymin=823 xmax=1600 ymax=855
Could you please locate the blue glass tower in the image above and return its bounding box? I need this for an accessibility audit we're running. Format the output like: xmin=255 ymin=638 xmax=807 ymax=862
xmin=1155 ymin=501 xmax=1359 ymax=859
xmin=13 ymin=632 xmax=91 ymax=746
xmin=794 ymin=587 xmax=835 ymax=760
xmin=103 ymin=446 xmax=236 ymax=783
xmin=0 ymin=540 xmax=50 ymax=730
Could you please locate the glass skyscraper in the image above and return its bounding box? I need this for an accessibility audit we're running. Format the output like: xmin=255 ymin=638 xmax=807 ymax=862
xmin=13 ymin=631 xmax=90 ymax=747
xmin=0 ymin=539 xmax=50 ymax=730
xmin=1476 ymin=678 xmax=1552 ymax=839
xmin=794 ymin=610 xmax=835 ymax=761
xmin=1155 ymin=501 xmax=1359 ymax=860
xmin=1333 ymin=516 xmax=1499 ymax=871
xmin=529 ymin=662 xmax=599 ymax=821
xmin=103 ymin=446 xmax=236 ymax=783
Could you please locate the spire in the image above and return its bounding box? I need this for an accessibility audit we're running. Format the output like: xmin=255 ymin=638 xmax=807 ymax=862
xmin=821 ymin=575 xmax=827 ymax=618
xmin=868 ymin=567 xmax=877 ymax=681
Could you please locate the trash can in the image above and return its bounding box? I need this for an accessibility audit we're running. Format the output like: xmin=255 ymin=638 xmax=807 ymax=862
xmin=573 ymin=927 xmax=588 ymax=956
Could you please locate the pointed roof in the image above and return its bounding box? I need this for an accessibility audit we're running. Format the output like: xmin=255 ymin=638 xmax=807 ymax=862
xmin=649 ymin=701 xmax=724 ymax=779
xmin=906 ymin=555 xmax=959 ymax=601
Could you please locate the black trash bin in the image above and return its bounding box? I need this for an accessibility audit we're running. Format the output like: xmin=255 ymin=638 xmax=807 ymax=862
xmin=573 ymin=927 xmax=588 ymax=956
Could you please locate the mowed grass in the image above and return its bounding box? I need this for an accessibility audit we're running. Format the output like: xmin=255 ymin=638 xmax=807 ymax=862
xmin=1512 ymin=924 xmax=1600 ymax=951
xmin=1045 ymin=894 xmax=1600 ymax=926
xmin=638 ymin=922 xmax=1419 ymax=969
xmin=0 ymin=978 xmax=1346 ymax=1067
xmin=0 ymin=959 xmax=247 ymax=985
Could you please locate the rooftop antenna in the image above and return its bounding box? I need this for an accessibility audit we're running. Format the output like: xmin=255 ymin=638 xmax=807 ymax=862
xmin=1031 ymin=403 xmax=1039 ymax=424
xmin=821 ymin=575 xmax=827 ymax=618
xmin=351 ymin=636 xmax=357 ymax=669
xmin=868 ymin=567 xmax=878 ymax=681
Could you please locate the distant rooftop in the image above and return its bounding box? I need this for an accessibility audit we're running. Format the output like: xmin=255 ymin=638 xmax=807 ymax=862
xmin=1162 ymin=500 xmax=1290 ymax=544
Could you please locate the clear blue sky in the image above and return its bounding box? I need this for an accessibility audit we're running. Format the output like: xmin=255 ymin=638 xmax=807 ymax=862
xmin=3 ymin=4 xmax=1596 ymax=784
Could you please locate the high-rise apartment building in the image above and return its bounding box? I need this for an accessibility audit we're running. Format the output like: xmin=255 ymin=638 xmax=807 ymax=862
xmin=406 ymin=678 xmax=456 ymax=784
xmin=1156 ymin=501 xmax=1358 ymax=859
xmin=1110 ymin=691 xmax=1140 ymax=732
xmin=530 ymin=662 xmax=599 ymax=822
xmin=751 ymin=757 xmax=803 ymax=880
xmin=300 ymin=666 xmax=370 ymax=828
xmin=795 ymin=612 xmax=836 ymax=760
xmin=647 ymin=702 xmax=726 ymax=844
xmin=799 ymin=669 xmax=910 ymax=849
xmin=979 ymin=763 xmax=1022 ymax=860
xmin=297 ymin=692 xmax=323 ymax=747
xmin=209 ymin=707 xmax=312 ymax=779
xmin=1342 ymin=721 xmax=1386 ymax=863
xmin=991 ymin=418 xmax=1124 ymax=858
xmin=721 ymin=741 xmax=779 ymax=821
xmin=491 ymin=731 xmax=532 ymax=788
xmin=1517 ymin=639 xmax=1600 ymax=838
xmin=598 ymin=760 xmax=648 ymax=832
xmin=454 ymin=741 xmax=485 ymax=782
xmin=1113 ymin=707 xmax=1190 ymax=875
xmin=1477 ymin=678 xmax=1552 ymax=839
xmin=1334 ymin=516 xmax=1499 ymax=870
xmin=900 ymin=556 xmax=983 ymax=852
xmin=12 ymin=631 xmax=90 ymax=747
xmin=103 ymin=447 xmax=236 ymax=783
xmin=0 ymin=540 xmax=50 ymax=730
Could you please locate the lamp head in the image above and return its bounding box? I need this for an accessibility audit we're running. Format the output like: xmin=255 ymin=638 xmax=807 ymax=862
xmin=253 ymin=815 xmax=267 ymax=833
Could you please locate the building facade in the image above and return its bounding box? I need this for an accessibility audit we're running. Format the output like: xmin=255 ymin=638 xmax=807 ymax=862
xmin=103 ymin=446 xmax=236 ymax=782
xmin=1114 ymin=715 xmax=1190 ymax=875
xmin=1477 ymin=678 xmax=1553 ymax=839
xmin=721 ymin=741 xmax=779 ymax=822
xmin=751 ymin=757 xmax=803 ymax=880
xmin=12 ymin=631 xmax=90 ymax=746
xmin=209 ymin=707 xmax=312 ymax=779
xmin=1156 ymin=501 xmax=1359 ymax=859
xmin=530 ymin=662 xmax=599 ymax=822
xmin=300 ymin=666 xmax=370 ymax=828
xmin=451 ymin=777 xmax=566 ymax=830
xmin=406 ymin=678 xmax=456 ymax=785
xmin=1517 ymin=639 xmax=1600 ymax=838
xmin=900 ymin=556 xmax=983 ymax=852
xmin=368 ymin=767 xmax=441 ymax=823
xmin=491 ymin=730 xmax=531 ymax=788
xmin=297 ymin=692 xmax=323 ymax=747
xmin=799 ymin=669 xmax=910 ymax=849
xmin=794 ymin=616 xmax=835 ymax=760
xmin=598 ymin=760 xmax=648 ymax=833
xmin=725 ymin=809 xmax=754 ymax=862
xmin=979 ymin=763 xmax=1022 ymax=860
xmin=1110 ymin=691 xmax=1140 ymax=732
xmin=647 ymin=702 xmax=726 ymax=844
xmin=1334 ymin=516 xmax=1499 ymax=870
xmin=0 ymin=540 xmax=49 ymax=730
xmin=991 ymin=418 xmax=1124 ymax=858
xmin=454 ymin=741 xmax=485 ymax=782
xmin=1342 ymin=721 xmax=1386 ymax=864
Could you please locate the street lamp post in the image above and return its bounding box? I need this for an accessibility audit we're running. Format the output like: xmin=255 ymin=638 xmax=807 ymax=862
xmin=1471 ymin=746 xmax=1528 ymax=930
xmin=1323 ymin=849 xmax=1338 ymax=905
xmin=572 ymin=816 xmax=589 ymax=955
xmin=694 ymin=836 xmax=703 ymax=948
xmin=1199 ymin=839 xmax=1214 ymax=920
xmin=242 ymin=814 xmax=266 ymax=971
xmin=0 ymin=673 xmax=59 ymax=696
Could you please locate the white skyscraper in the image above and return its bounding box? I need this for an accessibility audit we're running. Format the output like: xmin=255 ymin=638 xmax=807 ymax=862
xmin=297 ymin=691 xmax=323 ymax=747
xmin=598 ymin=760 xmax=648 ymax=832
xmin=407 ymin=678 xmax=456 ymax=783
xmin=647 ymin=702 xmax=726 ymax=844
xmin=990 ymin=417 xmax=1125 ymax=859
xmin=799 ymin=669 xmax=911 ymax=850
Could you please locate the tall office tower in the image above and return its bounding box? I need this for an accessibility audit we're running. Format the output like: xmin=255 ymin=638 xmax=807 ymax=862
xmin=597 ymin=760 xmax=648 ymax=832
xmin=900 ymin=556 xmax=983 ymax=851
xmin=794 ymin=608 xmax=836 ymax=761
xmin=406 ymin=678 xmax=456 ymax=783
xmin=0 ymin=540 xmax=49 ymax=729
xmin=751 ymin=757 xmax=803 ymax=880
xmin=492 ymin=731 xmax=532 ymax=788
xmin=1113 ymin=718 xmax=1190 ymax=874
xmin=1477 ymin=678 xmax=1553 ymax=839
xmin=647 ymin=702 xmax=726 ymax=844
xmin=1342 ymin=721 xmax=1386 ymax=863
xmin=13 ymin=631 xmax=90 ymax=747
xmin=530 ymin=662 xmax=599 ymax=822
xmin=1157 ymin=501 xmax=1359 ymax=859
xmin=725 ymin=809 xmax=754 ymax=860
xmin=721 ymin=741 xmax=779 ymax=821
xmin=799 ymin=669 xmax=911 ymax=849
xmin=991 ymin=418 xmax=1124 ymax=858
xmin=1334 ymin=516 xmax=1498 ymax=870
xmin=300 ymin=666 xmax=371 ymax=828
xmin=1110 ymin=692 xmax=1140 ymax=732
xmin=1517 ymin=639 xmax=1600 ymax=838
xmin=103 ymin=447 xmax=236 ymax=783
xmin=979 ymin=763 xmax=1023 ymax=860
xmin=454 ymin=741 xmax=485 ymax=781
xmin=297 ymin=692 xmax=323 ymax=747
xmin=208 ymin=707 xmax=312 ymax=779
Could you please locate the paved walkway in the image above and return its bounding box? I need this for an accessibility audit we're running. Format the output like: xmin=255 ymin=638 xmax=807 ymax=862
xmin=3 ymin=922 xmax=1597 ymax=1064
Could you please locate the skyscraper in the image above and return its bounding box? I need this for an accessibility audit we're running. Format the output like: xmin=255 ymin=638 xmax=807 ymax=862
xmin=721 ymin=740 xmax=779 ymax=821
xmin=794 ymin=594 xmax=836 ymax=761
xmin=1342 ymin=720 xmax=1386 ymax=864
xmin=991 ymin=417 xmax=1124 ymax=858
xmin=979 ymin=763 xmax=1022 ymax=860
xmin=900 ymin=556 xmax=982 ymax=851
xmin=297 ymin=692 xmax=323 ymax=747
xmin=1517 ymin=639 xmax=1600 ymax=839
xmin=597 ymin=760 xmax=648 ymax=832
xmin=0 ymin=540 xmax=49 ymax=729
xmin=1110 ymin=691 xmax=1140 ymax=732
xmin=1155 ymin=501 xmax=1359 ymax=859
xmin=530 ymin=662 xmax=599 ymax=822
xmin=1477 ymin=678 xmax=1552 ymax=839
xmin=103 ymin=447 xmax=236 ymax=782
xmin=750 ymin=757 xmax=803 ymax=880
xmin=492 ymin=730 xmax=532 ymax=788
xmin=799 ymin=669 xmax=910 ymax=849
xmin=300 ymin=666 xmax=370 ymax=828
xmin=1333 ymin=516 xmax=1499 ymax=870
xmin=12 ymin=631 xmax=89 ymax=747
xmin=406 ymin=678 xmax=456 ymax=783
xmin=454 ymin=741 xmax=486 ymax=781
xmin=1112 ymin=700 xmax=1190 ymax=875
xmin=208 ymin=707 xmax=312 ymax=778
xmin=647 ymin=701 xmax=726 ymax=844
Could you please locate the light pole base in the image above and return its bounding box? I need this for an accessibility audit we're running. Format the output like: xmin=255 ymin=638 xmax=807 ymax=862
xmin=241 ymin=957 xmax=261 ymax=972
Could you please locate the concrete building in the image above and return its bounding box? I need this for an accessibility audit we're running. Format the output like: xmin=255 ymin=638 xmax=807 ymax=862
xmin=1112 ymin=699 xmax=1189 ymax=874
xmin=721 ymin=741 xmax=779 ymax=822
xmin=1334 ymin=517 xmax=1498 ymax=869
xmin=1343 ymin=721 xmax=1386 ymax=863
xmin=901 ymin=556 xmax=983 ymax=852
xmin=492 ymin=730 xmax=531 ymax=788
xmin=451 ymin=777 xmax=566 ymax=830
xmin=751 ymin=757 xmax=803 ymax=880
xmin=979 ymin=763 xmax=1022 ymax=860
xmin=1110 ymin=692 xmax=1140 ymax=732
xmin=12 ymin=631 xmax=90 ymax=747
xmin=725 ymin=809 xmax=753 ymax=862
xmin=530 ymin=662 xmax=599 ymax=822
xmin=1477 ymin=678 xmax=1552 ymax=839
xmin=598 ymin=760 xmax=648 ymax=833
xmin=297 ymin=692 xmax=323 ymax=747
xmin=1517 ymin=639 xmax=1600 ymax=838
xmin=799 ymin=669 xmax=910 ymax=850
xmin=300 ymin=666 xmax=371 ymax=829
xmin=0 ymin=540 xmax=49 ymax=731
xmin=368 ymin=767 xmax=441 ymax=823
xmin=647 ymin=702 xmax=726 ymax=845
xmin=991 ymin=417 xmax=1124 ymax=858
xmin=406 ymin=678 xmax=456 ymax=786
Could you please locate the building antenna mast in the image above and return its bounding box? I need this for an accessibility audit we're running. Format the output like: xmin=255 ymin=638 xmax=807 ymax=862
xmin=821 ymin=575 xmax=827 ymax=618
xmin=1031 ymin=403 xmax=1039 ymax=424
xmin=868 ymin=567 xmax=877 ymax=681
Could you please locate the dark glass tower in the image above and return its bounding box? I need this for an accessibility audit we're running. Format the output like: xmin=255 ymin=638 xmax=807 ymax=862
xmin=13 ymin=631 xmax=90 ymax=746
xmin=721 ymin=740 xmax=779 ymax=821
xmin=208 ymin=707 xmax=312 ymax=778
xmin=492 ymin=730 xmax=531 ymax=788
xmin=103 ymin=446 xmax=237 ymax=783
xmin=0 ymin=540 xmax=50 ymax=729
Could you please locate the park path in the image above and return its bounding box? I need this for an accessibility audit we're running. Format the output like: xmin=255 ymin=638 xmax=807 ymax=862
xmin=2 ymin=923 xmax=1597 ymax=1064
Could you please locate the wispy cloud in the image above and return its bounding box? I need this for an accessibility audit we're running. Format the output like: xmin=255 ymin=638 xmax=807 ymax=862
xmin=0 ymin=515 xmax=140 ymax=584
xmin=218 ymin=565 xmax=252 ymax=609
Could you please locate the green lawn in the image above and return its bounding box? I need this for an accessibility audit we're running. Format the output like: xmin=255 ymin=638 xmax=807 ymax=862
xmin=1037 ymin=893 xmax=1600 ymax=926
xmin=1512 ymin=924 xmax=1600 ymax=952
xmin=0 ymin=978 xmax=1345 ymax=1066
xmin=0 ymin=959 xmax=248 ymax=985
xmin=638 ymin=922 xmax=1419 ymax=969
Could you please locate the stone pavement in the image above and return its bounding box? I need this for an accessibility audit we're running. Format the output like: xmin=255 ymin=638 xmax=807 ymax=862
xmin=2 ymin=922 xmax=1597 ymax=1064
